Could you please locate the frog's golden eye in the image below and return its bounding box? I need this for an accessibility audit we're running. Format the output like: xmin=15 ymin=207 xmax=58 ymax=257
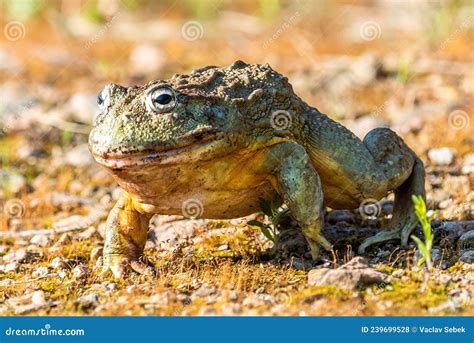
xmin=146 ymin=86 xmax=176 ymax=113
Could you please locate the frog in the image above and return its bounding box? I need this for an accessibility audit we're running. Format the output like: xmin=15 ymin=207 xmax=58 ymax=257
xmin=89 ymin=60 xmax=425 ymax=278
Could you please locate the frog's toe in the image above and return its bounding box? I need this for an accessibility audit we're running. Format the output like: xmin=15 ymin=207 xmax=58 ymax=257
xmin=101 ymin=254 xmax=156 ymax=279
xmin=306 ymin=235 xmax=333 ymax=261
xmin=357 ymin=227 xmax=401 ymax=254
xmin=130 ymin=257 xmax=156 ymax=277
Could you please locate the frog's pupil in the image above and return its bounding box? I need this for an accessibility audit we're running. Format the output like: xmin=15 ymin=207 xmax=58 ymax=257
xmin=155 ymin=93 xmax=172 ymax=105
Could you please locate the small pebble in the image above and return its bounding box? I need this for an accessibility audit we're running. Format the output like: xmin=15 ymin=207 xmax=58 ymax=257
xmin=5 ymin=262 xmax=19 ymax=273
xmin=194 ymin=285 xmax=217 ymax=298
xmin=72 ymin=264 xmax=90 ymax=280
xmin=392 ymin=269 xmax=405 ymax=278
xmin=3 ymin=248 xmax=40 ymax=264
xmin=462 ymin=153 xmax=474 ymax=174
xmin=78 ymin=226 xmax=99 ymax=240
xmin=90 ymin=246 xmax=103 ymax=262
xmin=31 ymin=290 xmax=46 ymax=305
xmin=76 ymin=293 xmax=100 ymax=309
xmin=429 ymin=300 xmax=461 ymax=314
xmin=30 ymin=235 xmax=50 ymax=247
xmin=458 ymin=230 xmax=474 ymax=250
xmin=32 ymin=266 xmax=49 ymax=278
xmin=428 ymin=147 xmax=455 ymax=165
xmin=50 ymin=256 xmax=68 ymax=270
xmin=459 ymin=250 xmax=474 ymax=264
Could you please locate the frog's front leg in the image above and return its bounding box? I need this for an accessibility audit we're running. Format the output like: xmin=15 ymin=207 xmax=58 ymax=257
xmin=264 ymin=143 xmax=332 ymax=260
xmin=101 ymin=192 xmax=155 ymax=278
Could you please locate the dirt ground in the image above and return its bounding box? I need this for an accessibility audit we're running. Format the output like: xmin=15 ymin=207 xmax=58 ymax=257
xmin=0 ymin=0 xmax=473 ymax=316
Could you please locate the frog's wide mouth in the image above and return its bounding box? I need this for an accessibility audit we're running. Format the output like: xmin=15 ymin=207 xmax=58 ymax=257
xmin=91 ymin=137 xmax=220 ymax=169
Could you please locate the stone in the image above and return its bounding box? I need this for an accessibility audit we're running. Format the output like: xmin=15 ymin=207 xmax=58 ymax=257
xmin=459 ymin=250 xmax=474 ymax=264
xmin=291 ymin=259 xmax=315 ymax=271
xmin=462 ymin=153 xmax=474 ymax=174
xmin=31 ymin=290 xmax=46 ymax=305
xmin=428 ymin=147 xmax=455 ymax=165
xmin=392 ymin=269 xmax=405 ymax=278
xmin=77 ymin=226 xmax=100 ymax=240
xmin=90 ymin=247 xmax=103 ymax=262
xmin=4 ymin=262 xmax=19 ymax=273
xmin=429 ymin=300 xmax=461 ymax=314
xmin=3 ymin=248 xmax=41 ymax=264
xmin=54 ymin=233 xmax=72 ymax=246
xmin=10 ymin=290 xmax=58 ymax=315
xmin=307 ymin=257 xmax=389 ymax=290
xmin=72 ymin=264 xmax=90 ymax=280
xmin=76 ymin=293 xmax=100 ymax=309
xmin=32 ymin=266 xmax=49 ymax=278
xmin=50 ymin=256 xmax=68 ymax=270
xmin=194 ymin=285 xmax=218 ymax=298
xmin=105 ymin=282 xmax=116 ymax=291
xmin=0 ymin=279 xmax=13 ymax=286
xmin=458 ymin=230 xmax=474 ymax=250
xmin=30 ymin=234 xmax=50 ymax=247
xmin=448 ymin=288 xmax=471 ymax=306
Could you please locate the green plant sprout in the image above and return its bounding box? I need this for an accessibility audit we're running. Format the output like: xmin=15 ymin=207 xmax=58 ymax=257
xmin=411 ymin=195 xmax=434 ymax=271
xmin=248 ymin=197 xmax=287 ymax=249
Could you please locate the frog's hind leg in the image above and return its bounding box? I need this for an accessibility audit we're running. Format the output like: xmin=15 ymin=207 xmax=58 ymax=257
xmin=358 ymin=128 xmax=425 ymax=254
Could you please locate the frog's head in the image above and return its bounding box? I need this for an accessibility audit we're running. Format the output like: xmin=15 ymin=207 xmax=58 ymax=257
xmin=89 ymin=80 xmax=237 ymax=170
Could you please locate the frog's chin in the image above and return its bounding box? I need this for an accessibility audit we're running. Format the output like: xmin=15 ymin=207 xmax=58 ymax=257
xmin=92 ymin=138 xmax=225 ymax=169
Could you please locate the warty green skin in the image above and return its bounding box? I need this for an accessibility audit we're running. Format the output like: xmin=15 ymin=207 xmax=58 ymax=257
xmin=89 ymin=60 xmax=425 ymax=278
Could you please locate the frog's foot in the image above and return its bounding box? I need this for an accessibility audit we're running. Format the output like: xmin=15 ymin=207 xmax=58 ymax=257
xmin=358 ymin=194 xmax=423 ymax=254
xmin=101 ymin=254 xmax=156 ymax=279
xmin=357 ymin=227 xmax=401 ymax=254
xmin=358 ymin=129 xmax=425 ymax=254
xmin=303 ymin=228 xmax=333 ymax=260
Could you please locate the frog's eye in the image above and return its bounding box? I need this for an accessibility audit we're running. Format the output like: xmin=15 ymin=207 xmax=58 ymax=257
xmin=97 ymin=89 xmax=110 ymax=112
xmin=146 ymin=86 xmax=176 ymax=113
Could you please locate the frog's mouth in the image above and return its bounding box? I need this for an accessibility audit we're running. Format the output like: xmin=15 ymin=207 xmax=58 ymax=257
xmin=91 ymin=136 xmax=223 ymax=169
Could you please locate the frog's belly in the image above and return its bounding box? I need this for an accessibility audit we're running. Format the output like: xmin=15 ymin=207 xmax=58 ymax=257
xmin=109 ymin=153 xmax=279 ymax=219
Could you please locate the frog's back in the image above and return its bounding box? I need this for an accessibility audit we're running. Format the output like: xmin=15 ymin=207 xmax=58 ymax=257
xmin=169 ymin=61 xmax=288 ymax=95
xmin=159 ymin=60 xmax=380 ymax=208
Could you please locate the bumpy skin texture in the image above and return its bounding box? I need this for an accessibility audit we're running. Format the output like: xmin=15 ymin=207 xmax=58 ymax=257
xmin=89 ymin=61 xmax=425 ymax=278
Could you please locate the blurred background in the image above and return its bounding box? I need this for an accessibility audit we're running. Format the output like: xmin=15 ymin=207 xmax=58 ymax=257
xmin=0 ymin=0 xmax=472 ymax=316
